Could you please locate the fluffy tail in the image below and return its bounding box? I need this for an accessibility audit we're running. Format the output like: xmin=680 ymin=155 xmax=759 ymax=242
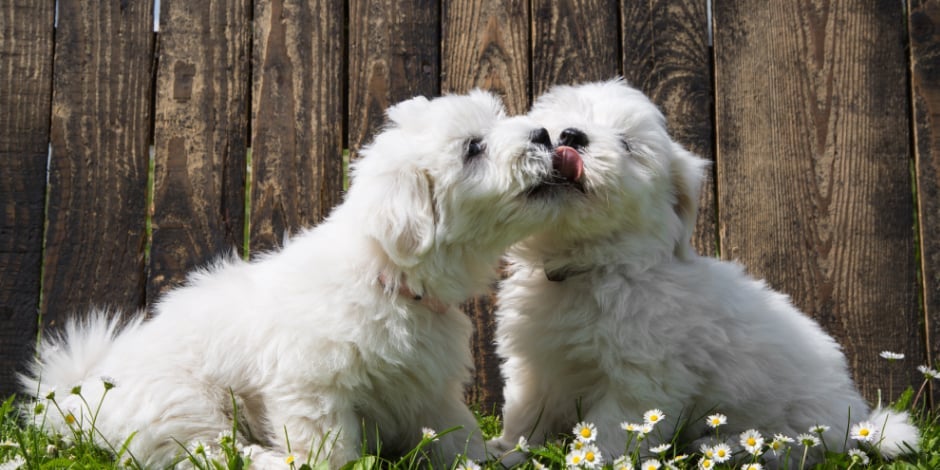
xmin=869 ymin=407 xmax=920 ymax=458
xmin=18 ymin=310 xmax=138 ymax=399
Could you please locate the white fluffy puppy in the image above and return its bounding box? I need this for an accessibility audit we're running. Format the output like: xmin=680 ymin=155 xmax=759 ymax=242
xmin=489 ymin=79 xmax=919 ymax=466
xmin=21 ymin=91 xmax=569 ymax=468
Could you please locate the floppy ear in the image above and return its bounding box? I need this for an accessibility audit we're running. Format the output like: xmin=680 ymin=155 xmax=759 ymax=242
xmin=669 ymin=143 xmax=708 ymax=260
xmin=367 ymin=168 xmax=437 ymax=267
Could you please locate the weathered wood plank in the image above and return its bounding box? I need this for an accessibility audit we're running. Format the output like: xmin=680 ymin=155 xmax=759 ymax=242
xmin=713 ymin=1 xmax=920 ymax=401
xmin=42 ymin=1 xmax=154 ymax=325
xmin=909 ymin=0 xmax=940 ymax=405
xmin=149 ymin=0 xmax=250 ymax=297
xmin=620 ymin=0 xmax=715 ymax=256
xmin=250 ymin=0 xmax=345 ymax=253
xmin=443 ymin=0 xmax=529 ymax=114
xmin=0 ymin=0 xmax=54 ymax=396
xmin=348 ymin=0 xmax=440 ymax=159
xmin=442 ymin=0 xmax=530 ymax=411
xmin=530 ymin=0 xmax=620 ymax=97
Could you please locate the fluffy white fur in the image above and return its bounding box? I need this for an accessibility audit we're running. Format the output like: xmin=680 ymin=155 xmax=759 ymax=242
xmin=21 ymin=91 xmax=566 ymax=468
xmin=489 ymin=79 xmax=920 ymax=467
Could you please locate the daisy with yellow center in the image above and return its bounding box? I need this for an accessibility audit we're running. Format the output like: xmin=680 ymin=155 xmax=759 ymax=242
xmin=621 ymin=422 xmax=641 ymax=432
xmin=742 ymin=464 xmax=763 ymax=470
xmin=640 ymin=458 xmax=661 ymax=470
xmin=850 ymin=421 xmax=880 ymax=443
xmin=613 ymin=455 xmax=634 ymax=470
xmin=699 ymin=443 xmax=714 ymax=459
xmin=697 ymin=458 xmax=714 ymax=469
xmin=711 ymin=443 xmax=731 ymax=463
xmin=573 ymin=421 xmax=598 ymax=442
xmin=64 ymin=413 xmax=76 ymax=425
xmin=769 ymin=434 xmax=793 ymax=455
xmin=581 ymin=443 xmax=603 ymax=468
xmin=643 ymin=409 xmax=665 ymax=426
xmin=421 ymin=427 xmax=438 ymax=441
xmin=705 ymin=413 xmax=726 ymax=428
xmin=566 ymin=450 xmax=585 ymax=467
xmin=739 ymin=429 xmax=764 ymax=455
xmin=285 ymin=454 xmax=295 ymax=465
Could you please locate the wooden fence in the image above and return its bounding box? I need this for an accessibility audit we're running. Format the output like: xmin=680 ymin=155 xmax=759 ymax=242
xmin=1 ymin=0 xmax=938 ymax=412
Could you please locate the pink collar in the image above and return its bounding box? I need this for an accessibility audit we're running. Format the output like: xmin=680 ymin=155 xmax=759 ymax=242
xmin=377 ymin=273 xmax=450 ymax=315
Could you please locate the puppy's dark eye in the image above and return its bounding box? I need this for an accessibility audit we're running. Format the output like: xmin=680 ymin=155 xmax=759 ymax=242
xmin=620 ymin=137 xmax=632 ymax=153
xmin=465 ymin=137 xmax=485 ymax=160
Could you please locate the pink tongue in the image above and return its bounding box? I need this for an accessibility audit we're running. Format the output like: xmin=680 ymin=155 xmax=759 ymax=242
xmin=553 ymin=146 xmax=583 ymax=183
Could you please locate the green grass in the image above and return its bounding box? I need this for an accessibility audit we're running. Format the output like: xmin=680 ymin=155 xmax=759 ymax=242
xmin=1 ymin=382 xmax=938 ymax=470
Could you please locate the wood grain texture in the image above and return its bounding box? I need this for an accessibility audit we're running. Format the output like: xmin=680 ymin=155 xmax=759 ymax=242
xmin=348 ymin=0 xmax=440 ymax=159
xmin=530 ymin=0 xmax=620 ymax=97
xmin=442 ymin=0 xmax=529 ymax=114
xmin=0 ymin=0 xmax=54 ymax=396
xmin=42 ymin=0 xmax=154 ymax=326
xmin=620 ymin=0 xmax=716 ymax=256
xmin=149 ymin=0 xmax=250 ymax=297
xmin=443 ymin=0 xmax=530 ymax=410
xmin=250 ymin=0 xmax=345 ymax=253
xmin=713 ymin=1 xmax=920 ymax=401
xmin=909 ymin=0 xmax=940 ymax=405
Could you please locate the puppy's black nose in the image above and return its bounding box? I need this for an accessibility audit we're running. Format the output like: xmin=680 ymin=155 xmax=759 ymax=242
xmin=559 ymin=128 xmax=589 ymax=149
xmin=529 ymin=128 xmax=552 ymax=147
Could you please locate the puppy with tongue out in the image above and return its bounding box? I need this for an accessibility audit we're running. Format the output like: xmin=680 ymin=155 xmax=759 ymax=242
xmin=488 ymin=79 xmax=919 ymax=467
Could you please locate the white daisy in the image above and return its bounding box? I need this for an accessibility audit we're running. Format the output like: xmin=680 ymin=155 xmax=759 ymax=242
xmin=696 ymin=457 xmax=714 ymax=470
xmin=918 ymin=365 xmax=940 ymax=380
xmin=879 ymin=351 xmax=904 ymax=360
xmin=621 ymin=422 xmax=642 ymax=432
xmin=581 ymin=443 xmax=604 ymax=468
xmin=649 ymin=443 xmax=671 ymax=454
xmin=573 ymin=421 xmax=598 ymax=442
xmin=705 ymin=413 xmax=727 ymax=428
xmin=515 ymin=435 xmax=530 ymax=452
xmin=741 ymin=464 xmax=763 ymax=470
xmin=421 ymin=427 xmax=438 ymax=441
xmin=188 ymin=440 xmax=207 ymax=456
xmin=797 ymin=433 xmax=820 ymax=447
xmin=809 ymin=424 xmax=830 ymax=434
xmin=0 ymin=456 xmax=25 ymax=470
xmin=570 ymin=439 xmax=586 ymax=452
xmin=613 ymin=455 xmax=634 ymax=470
xmin=847 ymin=448 xmax=870 ymax=465
xmin=739 ymin=429 xmax=764 ymax=455
xmin=566 ymin=449 xmax=586 ymax=468
xmin=768 ymin=434 xmax=793 ymax=455
xmin=711 ymin=443 xmax=731 ymax=463
xmin=643 ymin=409 xmax=666 ymax=426
xmin=850 ymin=421 xmax=880 ymax=443
xmin=640 ymin=458 xmax=661 ymax=470
xmin=699 ymin=443 xmax=715 ymax=459
xmin=532 ymin=459 xmax=549 ymax=470
xmin=456 ymin=460 xmax=481 ymax=470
